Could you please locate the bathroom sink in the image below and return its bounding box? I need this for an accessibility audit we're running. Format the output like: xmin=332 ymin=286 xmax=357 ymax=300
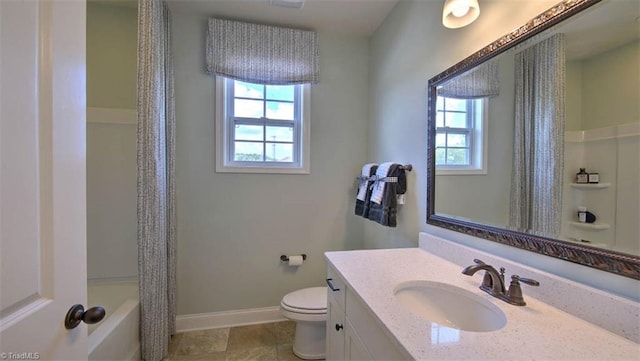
xmin=394 ymin=280 xmax=507 ymax=332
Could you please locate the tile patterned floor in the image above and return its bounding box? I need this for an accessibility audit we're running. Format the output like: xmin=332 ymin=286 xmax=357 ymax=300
xmin=168 ymin=321 xmax=310 ymax=361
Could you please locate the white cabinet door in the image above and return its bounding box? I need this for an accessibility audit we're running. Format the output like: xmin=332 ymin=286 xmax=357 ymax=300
xmin=0 ymin=0 xmax=88 ymax=359
xmin=345 ymin=320 xmax=373 ymax=361
xmin=325 ymin=294 xmax=345 ymax=361
xmin=345 ymin=288 xmax=407 ymax=360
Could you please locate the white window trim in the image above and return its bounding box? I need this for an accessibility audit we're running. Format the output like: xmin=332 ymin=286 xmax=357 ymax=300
xmin=215 ymin=77 xmax=311 ymax=174
xmin=436 ymin=98 xmax=488 ymax=176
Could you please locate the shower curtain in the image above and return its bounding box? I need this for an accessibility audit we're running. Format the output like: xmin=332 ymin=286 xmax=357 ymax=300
xmin=509 ymin=34 xmax=565 ymax=237
xmin=137 ymin=0 xmax=176 ymax=360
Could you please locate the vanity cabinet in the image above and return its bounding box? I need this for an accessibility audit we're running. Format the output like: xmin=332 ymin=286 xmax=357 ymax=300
xmin=326 ymin=266 xmax=406 ymax=361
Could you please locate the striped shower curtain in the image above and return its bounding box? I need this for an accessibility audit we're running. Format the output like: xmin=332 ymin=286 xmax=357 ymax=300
xmin=137 ymin=0 xmax=176 ymax=360
xmin=509 ymin=34 xmax=565 ymax=238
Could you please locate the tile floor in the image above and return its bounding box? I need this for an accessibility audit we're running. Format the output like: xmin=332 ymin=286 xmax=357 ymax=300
xmin=168 ymin=321 xmax=312 ymax=361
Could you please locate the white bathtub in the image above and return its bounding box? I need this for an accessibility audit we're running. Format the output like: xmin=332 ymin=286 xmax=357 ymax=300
xmin=88 ymin=281 xmax=140 ymax=361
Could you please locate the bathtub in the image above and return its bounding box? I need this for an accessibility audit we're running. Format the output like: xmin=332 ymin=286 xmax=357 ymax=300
xmin=88 ymin=281 xmax=140 ymax=361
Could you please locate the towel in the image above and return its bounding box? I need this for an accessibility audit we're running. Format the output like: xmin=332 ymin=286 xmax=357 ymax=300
xmin=356 ymin=163 xmax=377 ymax=201
xmin=366 ymin=163 xmax=407 ymax=227
xmin=370 ymin=162 xmax=394 ymax=204
xmin=355 ymin=163 xmax=378 ymax=217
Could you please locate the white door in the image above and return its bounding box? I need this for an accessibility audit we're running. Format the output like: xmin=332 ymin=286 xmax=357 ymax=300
xmin=0 ymin=0 xmax=88 ymax=360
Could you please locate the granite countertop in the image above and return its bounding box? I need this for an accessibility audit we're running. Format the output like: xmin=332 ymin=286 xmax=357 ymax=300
xmin=325 ymin=247 xmax=640 ymax=360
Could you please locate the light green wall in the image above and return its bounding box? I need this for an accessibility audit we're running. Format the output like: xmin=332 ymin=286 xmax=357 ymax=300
xmin=86 ymin=112 xmax=138 ymax=280
xmin=86 ymin=2 xmax=138 ymax=280
xmin=173 ymin=14 xmax=369 ymax=315
xmin=366 ymin=0 xmax=637 ymax=300
xmin=566 ymin=41 xmax=638 ymax=131
xmin=582 ymin=40 xmax=639 ymax=130
xmin=566 ymin=60 xmax=584 ymax=131
xmin=87 ymin=2 xmax=137 ymax=109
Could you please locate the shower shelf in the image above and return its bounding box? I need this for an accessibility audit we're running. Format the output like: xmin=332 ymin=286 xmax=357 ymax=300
xmin=570 ymin=182 xmax=611 ymax=189
xmin=569 ymin=221 xmax=610 ymax=231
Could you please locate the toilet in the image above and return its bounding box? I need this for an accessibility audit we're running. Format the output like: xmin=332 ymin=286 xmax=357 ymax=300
xmin=280 ymin=287 xmax=327 ymax=359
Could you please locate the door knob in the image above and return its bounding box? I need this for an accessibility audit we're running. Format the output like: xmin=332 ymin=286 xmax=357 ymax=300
xmin=64 ymin=304 xmax=106 ymax=329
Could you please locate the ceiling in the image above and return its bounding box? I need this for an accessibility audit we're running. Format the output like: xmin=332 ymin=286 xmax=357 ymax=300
xmin=164 ymin=0 xmax=400 ymax=36
xmin=559 ymin=0 xmax=640 ymax=60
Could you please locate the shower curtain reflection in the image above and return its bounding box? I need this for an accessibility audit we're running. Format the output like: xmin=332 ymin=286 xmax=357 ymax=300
xmin=509 ymin=34 xmax=566 ymax=238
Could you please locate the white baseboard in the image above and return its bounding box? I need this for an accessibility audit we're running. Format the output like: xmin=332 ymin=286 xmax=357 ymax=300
xmin=176 ymin=306 xmax=287 ymax=333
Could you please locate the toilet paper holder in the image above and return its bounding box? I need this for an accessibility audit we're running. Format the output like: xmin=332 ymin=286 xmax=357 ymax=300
xmin=280 ymin=254 xmax=307 ymax=262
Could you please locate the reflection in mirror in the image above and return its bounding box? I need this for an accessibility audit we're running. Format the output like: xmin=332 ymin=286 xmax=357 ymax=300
xmin=427 ymin=0 xmax=640 ymax=279
xmin=435 ymin=60 xmax=498 ymax=175
xmin=509 ymin=34 xmax=565 ymax=239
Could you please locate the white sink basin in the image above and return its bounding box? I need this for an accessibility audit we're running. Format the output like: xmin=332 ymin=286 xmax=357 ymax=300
xmin=394 ymin=280 xmax=507 ymax=332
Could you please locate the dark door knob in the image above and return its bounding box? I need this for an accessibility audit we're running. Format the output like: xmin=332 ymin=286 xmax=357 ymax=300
xmin=64 ymin=304 xmax=106 ymax=329
xmin=335 ymin=323 xmax=343 ymax=331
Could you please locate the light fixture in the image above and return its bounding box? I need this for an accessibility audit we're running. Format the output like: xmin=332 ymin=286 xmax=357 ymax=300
xmin=442 ymin=0 xmax=480 ymax=29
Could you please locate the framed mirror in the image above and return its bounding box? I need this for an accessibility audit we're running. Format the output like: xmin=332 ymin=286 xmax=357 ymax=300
xmin=426 ymin=0 xmax=640 ymax=279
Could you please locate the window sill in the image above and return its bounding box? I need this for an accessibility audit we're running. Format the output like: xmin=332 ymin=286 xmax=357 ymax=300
xmin=436 ymin=168 xmax=487 ymax=176
xmin=215 ymin=164 xmax=310 ymax=175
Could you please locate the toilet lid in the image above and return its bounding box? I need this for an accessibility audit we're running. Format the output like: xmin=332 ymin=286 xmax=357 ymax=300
xmin=282 ymin=287 xmax=327 ymax=311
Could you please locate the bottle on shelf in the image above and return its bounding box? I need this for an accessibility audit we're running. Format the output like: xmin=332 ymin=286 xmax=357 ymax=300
xmin=577 ymin=206 xmax=587 ymax=223
xmin=588 ymin=172 xmax=599 ymax=184
xmin=576 ymin=168 xmax=589 ymax=184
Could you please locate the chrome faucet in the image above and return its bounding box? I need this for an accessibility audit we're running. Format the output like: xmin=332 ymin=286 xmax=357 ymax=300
xmin=462 ymin=259 xmax=539 ymax=306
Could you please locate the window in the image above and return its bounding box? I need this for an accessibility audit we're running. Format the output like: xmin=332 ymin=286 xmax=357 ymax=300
xmin=435 ymin=96 xmax=487 ymax=175
xmin=216 ymin=77 xmax=310 ymax=174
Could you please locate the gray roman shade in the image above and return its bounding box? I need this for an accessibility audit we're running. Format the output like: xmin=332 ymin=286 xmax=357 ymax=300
xmin=206 ymin=18 xmax=319 ymax=85
xmin=437 ymin=59 xmax=499 ymax=99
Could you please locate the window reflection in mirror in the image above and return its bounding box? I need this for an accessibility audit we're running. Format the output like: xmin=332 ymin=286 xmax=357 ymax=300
xmin=435 ymin=96 xmax=487 ymax=174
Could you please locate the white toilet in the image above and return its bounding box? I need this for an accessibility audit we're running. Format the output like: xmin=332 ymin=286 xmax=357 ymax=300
xmin=280 ymin=287 xmax=327 ymax=360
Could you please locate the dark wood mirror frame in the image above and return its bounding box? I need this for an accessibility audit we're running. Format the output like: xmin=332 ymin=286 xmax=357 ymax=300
xmin=426 ymin=0 xmax=640 ymax=280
